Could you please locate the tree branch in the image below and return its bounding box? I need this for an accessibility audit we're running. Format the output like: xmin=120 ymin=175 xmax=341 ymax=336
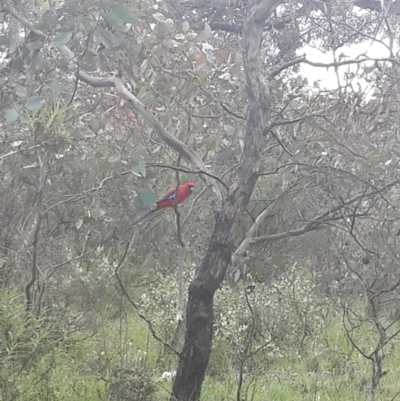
xmin=113 ymin=230 xmax=179 ymax=356
xmin=249 ymin=179 xmax=399 ymax=245
xmin=232 ymin=187 xmax=293 ymax=264
xmin=209 ymin=16 xmax=289 ymax=34
xmin=268 ymin=56 xmax=400 ymax=79
xmin=146 ymin=163 xmax=229 ymax=190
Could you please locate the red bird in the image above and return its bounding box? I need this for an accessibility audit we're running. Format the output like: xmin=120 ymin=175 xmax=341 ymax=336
xmin=134 ymin=182 xmax=195 ymax=224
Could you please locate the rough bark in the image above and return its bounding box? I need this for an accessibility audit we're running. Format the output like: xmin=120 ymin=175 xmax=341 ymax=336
xmin=171 ymin=1 xmax=281 ymax=400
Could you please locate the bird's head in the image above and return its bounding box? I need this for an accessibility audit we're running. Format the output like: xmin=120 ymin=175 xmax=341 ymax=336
xmin=185 ymin=182 xmax=195 ymax=194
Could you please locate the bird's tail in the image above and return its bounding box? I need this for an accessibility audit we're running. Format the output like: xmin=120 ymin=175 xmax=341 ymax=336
xmin=133 ymin=208 xmax=156 ymax=225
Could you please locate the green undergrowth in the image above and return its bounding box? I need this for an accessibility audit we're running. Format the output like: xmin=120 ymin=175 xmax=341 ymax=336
xmin=1 ymin=287 xmax=400 ymax=401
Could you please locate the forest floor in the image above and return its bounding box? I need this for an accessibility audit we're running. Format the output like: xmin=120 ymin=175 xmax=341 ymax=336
xmin=2 ymin=288 xmax=400 ymax=401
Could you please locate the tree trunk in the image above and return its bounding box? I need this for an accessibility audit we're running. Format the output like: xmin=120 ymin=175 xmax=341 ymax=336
xmin=171 ymin=1 xmax=281 ymax=400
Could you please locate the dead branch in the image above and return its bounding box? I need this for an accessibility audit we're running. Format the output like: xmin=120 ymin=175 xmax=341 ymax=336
xmin=249 ymin=179 xmax=399 ymax=245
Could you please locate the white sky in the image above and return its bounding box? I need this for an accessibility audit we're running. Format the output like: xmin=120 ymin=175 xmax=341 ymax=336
xmin=299 ymin=36 xmax=394 ymax=92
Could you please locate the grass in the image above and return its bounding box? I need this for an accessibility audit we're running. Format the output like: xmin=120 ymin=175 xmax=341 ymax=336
xmin=1 ymin=289 xmax=400 ymax=401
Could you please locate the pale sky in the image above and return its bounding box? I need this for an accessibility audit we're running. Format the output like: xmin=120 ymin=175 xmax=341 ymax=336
xmin=299 ymin=37 xmax=394 ymax=93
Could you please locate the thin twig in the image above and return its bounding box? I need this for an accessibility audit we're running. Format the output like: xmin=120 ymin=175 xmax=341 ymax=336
xmin=113 ymin=230 xmax=179 ymax=355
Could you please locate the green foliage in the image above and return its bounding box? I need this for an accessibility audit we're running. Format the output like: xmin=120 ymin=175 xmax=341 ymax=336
xmin=108 ymin=369 xmax=156 ymax=401
xmin=1 ymin=279 xmax=400 ymax=401
xmin=0 ymin=289 xmax=105 ymax=401
xmin=209 ymin=270 xmax=323 ymax=374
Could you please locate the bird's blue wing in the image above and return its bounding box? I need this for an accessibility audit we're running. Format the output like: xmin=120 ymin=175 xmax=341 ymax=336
xmin=157 ymin=189 xmax=176 ymax=203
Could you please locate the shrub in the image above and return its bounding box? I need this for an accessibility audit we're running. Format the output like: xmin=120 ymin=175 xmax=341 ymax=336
xmin=0 ymin=289 xmax=104 ymax=401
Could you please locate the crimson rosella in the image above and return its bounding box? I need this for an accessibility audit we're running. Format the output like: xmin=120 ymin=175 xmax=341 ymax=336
xmin=134 ymin=182 xmax=194 ymax=224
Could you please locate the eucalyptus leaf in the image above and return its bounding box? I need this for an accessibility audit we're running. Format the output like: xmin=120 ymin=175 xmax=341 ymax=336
xmin=28 ymin=40 xmax=43 ymax=52
xmin=96 ymin=27 xmax=114 ymax=49
xmin=112 ymin=33 xmax=125 ymax=47
xmin=138 ymin=159 xmax=146 ymax=177
xmin=68 ymin=38 xmax=81 ymax=50
xmin=9 ymin=38 xmax=19 ymax=55
xmin=108 ymin=155 xmax=121 ymax=163
xmin=303 ymin=116 xmax=321 ymax=130
xmin=25 ymin=96 xmax=45 ymax=110
xmin=31 ymin=53 xmax=44 ymax=74
xmin=233 ymin=269 xmax=241 ymax=283
xmin=75 ymin=219 xmax=83 ymax=230
xmin=332 ymin=127 xmax=344 ymax=141
xmin=50 ymin=80 xmax=63 ymax=96
xmin=41 ymin=10 xmax=58 ymax=30
xmin=0 ymin=35 xmax=9 ymax=45
xmin=20 ymin=175 xmax=36 ymax=186
xmin=138 ymin=188 xmax=157 ymax=207
xmin=111 ymin=4 xmax=139 ymax=25
xmin=143 ymin=170 xmax=156 ymax=180
xmin=104 ymin=12 xmax=124 ymax=31
xmin=78 ymin=60 xmax=97 ymax=72
xmin=98 ymin=53 xmax=108 ymax=70
xmin=112 ymin=160 xmax=123 ymax=177
xmin=130 ymin=151 xmax=141 ymax=161
xmin=137 ymin=87 xmax=147 ymax=100
xmin=11 ymin=57 xmax=24 ymax=78
xmin=313 ymin=142 xmax=324 ymax=152
xmin=53 ymin=31 xmax=73 ymax=48
xmin=5 ymin=109 xmax=19 ymax=125
xmin=16 ymin=86 xmax=28 ymax=98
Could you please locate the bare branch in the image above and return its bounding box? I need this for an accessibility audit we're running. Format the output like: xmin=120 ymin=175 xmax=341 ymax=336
xmin=268 ymin=56 xmax=400 ymax=79
xmin=220 ymin=102 xmax=246 ymax=120
xmin=112 ymin=230 xmax=179 ymax=355
xmin=0 ymin=144 xmax=42 ymax=161
xmin=250 ymin=179 xmax=399 ymax=245
xmin=209 ymin=16 xmax=290 ymax=34
xmin=210 ymin=22 xmax=243 ymax=33
xmin=232 ymin=186 xmax=295 ymax=264
xmin=146 ymin=163 xmax=229 ymax=190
